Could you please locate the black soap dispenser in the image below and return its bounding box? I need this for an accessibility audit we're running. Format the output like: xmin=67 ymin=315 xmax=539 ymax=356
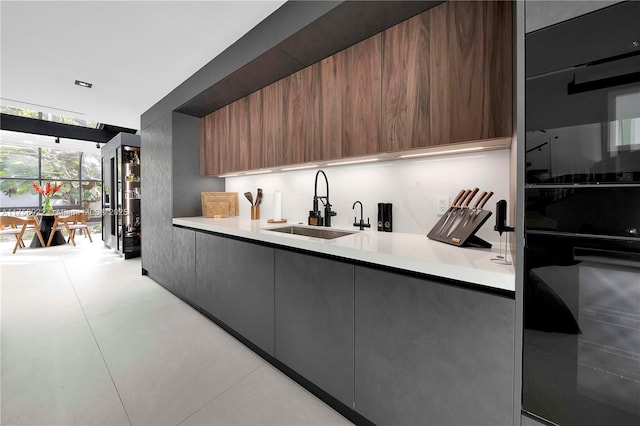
xmin=377 ymin=203 xmax=393 ymax=232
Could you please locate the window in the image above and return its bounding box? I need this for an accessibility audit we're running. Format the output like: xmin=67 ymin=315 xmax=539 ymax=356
xmin=1 ymin=105 xmax=100 ymax=129
xmin=0 ymin=131 xmax=102 ymax=219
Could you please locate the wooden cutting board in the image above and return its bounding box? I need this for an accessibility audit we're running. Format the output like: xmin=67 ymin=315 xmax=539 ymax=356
xmin=201 ymin=192 xmax=238 ymax=217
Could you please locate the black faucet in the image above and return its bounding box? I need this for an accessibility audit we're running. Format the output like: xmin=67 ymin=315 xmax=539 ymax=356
xmin=352 ymin=201 xmax=371 ymax=230
xmin=309 ymin=170 xmax=336 ymax=227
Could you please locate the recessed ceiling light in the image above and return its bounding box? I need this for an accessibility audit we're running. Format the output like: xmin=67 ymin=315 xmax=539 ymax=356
xmin=75 ymin=80 xmax=93 ymax=88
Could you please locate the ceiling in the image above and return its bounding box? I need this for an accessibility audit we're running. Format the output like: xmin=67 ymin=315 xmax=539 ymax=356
xmin=0 ymin=0 xmax=286 ymax=131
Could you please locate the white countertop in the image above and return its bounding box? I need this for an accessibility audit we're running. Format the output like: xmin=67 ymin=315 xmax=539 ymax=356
xmin=173 ymin=216 xmax=515 ymax=292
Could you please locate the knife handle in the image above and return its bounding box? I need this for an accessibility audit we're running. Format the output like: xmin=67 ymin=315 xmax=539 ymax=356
xmin=472 ymin=191 xmax=487 ymax=209
xmin=454 ymin=189 xmax=471 ymax=208
xmin=462 ymin=187 xmax=479 ymax=208
xmin=478 ymin=191 xmax=494 ymax=209
xmin=451 ymin=189 xmax=466 ymax=208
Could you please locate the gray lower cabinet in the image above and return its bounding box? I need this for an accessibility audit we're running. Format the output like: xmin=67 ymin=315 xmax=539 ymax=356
xmin=195 ymin=231 xmax=227 ymax=315
xmin=172 ymin=226 xmax=196 ymax=303
xmin=224 ymin=239 xmax=275 ymax=355
xmin=354 ymin=266 xmax=515 ymax=426
xmin=195 ymin=231 xmax=275 ymax=356
xmin=274 ymin=249 xmax=355 ymax=408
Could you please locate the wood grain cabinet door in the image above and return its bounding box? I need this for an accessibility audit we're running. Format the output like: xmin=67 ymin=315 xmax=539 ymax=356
xmin=482 ymin=0 xmax=512 ymax=140
xmin=382 ymin=12 xmax=431 ymax=151
xmin=200 ymin=114 xmax=211 ymax=175
xmin=342 ymin=33 xmax=382 ymax=157
xmin=229 ymin=98 xmax=251 ymax=173
xmin=247 ymin=90 xmax=263 ymax=170
xmin=228 ymin=91 xmax=263 ymax=173
xmin=429 ymin=0 xmax=511 ymax=145
xmin=286 ymin=66 xmax=318 ymax=164
xmin=262 ymin=78 xmax=287 ymax=168
xmin=314 ymin=52 xmax=344 ymax=161
xmin=200 ymin=105 xmax=228 ymax=175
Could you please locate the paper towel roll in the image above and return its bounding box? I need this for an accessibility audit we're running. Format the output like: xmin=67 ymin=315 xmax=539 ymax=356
xmin=273 ymin=190 xmax=282 ymax=221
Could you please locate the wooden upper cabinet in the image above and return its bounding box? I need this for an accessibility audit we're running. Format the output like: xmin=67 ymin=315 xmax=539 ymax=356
xmin=429 ymin=0 xmax=512 ymax=145
xmin=286 ymin=66 xmax=318 ymax=164
xmin=262 ymin=78 xmax=287 ymax=168
xmin=229 ymin=98 xmax=251 ymax=173
xmin=200 ymin=1 xmax=511 ymax=174
xmin=215 ymin=105 xmax=230 ymax=174
xmin=247 ymin=90 xmax=263 ymax=170
xmin=342 ymin=33 xmax=382 ymax=157
xmin=382 ymin=12 xmax=431 ymax=151
xmin=430 ymin=0 xmax=484 ymax=145
xmin=200 ymin=105 xmax=228 ymax=175
xmin=483 ymin=0 xmax=512 ymax=139
xmin=228 ymin=91 xmax=263 ymax=173
xmin=200 ymin=114 xmax=213 ymax=175
xmin=315 ymin=52 xmax=344 ymax=161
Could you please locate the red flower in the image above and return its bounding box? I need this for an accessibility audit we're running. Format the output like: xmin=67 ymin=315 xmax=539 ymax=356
xmin=32 ymin=182 xmax=63 ymax=196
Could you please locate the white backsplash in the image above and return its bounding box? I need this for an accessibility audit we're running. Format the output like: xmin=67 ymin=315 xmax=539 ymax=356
xmin=224 ymin=149 xmax=511 ymax=244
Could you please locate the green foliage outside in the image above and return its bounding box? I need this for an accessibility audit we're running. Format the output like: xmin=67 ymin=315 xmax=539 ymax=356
xmin=0 ymin=144 xmax=102 ymax=211
xmin=1 ymin=105 xmax=99 ymax=128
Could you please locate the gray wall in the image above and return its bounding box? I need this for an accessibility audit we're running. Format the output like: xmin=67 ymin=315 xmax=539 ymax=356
xmin=525 ymin=0 xmax=621 ymax=33
xmin=141 ymin=112 xmax=173 ymax=286
xmin=141 ymin=111 xmax=223 ymax=287
xmin=172 ymin=112 xmax=221 ymax=218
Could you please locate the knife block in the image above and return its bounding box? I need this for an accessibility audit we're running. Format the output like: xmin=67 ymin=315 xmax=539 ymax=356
xmin=427 ymin=209 xmax=492 ymax=248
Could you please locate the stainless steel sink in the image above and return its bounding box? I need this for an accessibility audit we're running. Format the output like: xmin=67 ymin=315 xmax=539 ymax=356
xmin=264 ymin=225 xmax=356 ymax=240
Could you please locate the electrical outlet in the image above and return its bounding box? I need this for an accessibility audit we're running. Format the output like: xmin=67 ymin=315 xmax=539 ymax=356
xmin=436 ymin=195 xmax=450 ymax=215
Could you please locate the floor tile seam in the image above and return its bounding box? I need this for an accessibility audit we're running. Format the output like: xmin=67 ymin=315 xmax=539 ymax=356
xmin=62 ymin=260 xmax=134 ymax=426
xmin=1 ymin=253 xmax=88 ymax=341
xmin=175 ymin=363 xmax=265 ymax=426
xmin=82 ymin=293 xmax=173 ymax=322
xmin=0 ymin=316 xmax=89 ymax=344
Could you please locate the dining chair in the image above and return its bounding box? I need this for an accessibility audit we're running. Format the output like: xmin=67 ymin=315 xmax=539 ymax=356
xmin=67 ymin=211 xmax=93 ymax=243
xmin=47 ymin=213 xmax=91 ymax=247
xmin=0 ymin=216 xmax=45 ymax=253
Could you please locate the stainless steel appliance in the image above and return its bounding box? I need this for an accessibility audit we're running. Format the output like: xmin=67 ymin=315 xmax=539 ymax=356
xmin=523 ymin=3 xmax=640 ymax=424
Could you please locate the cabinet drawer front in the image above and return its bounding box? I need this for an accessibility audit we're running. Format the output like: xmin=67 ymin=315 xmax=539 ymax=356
xmin=274 ymin=249 xmax=355 ymax=407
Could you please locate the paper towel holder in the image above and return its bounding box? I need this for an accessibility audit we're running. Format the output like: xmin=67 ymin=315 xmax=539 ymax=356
xmin=269 ymin=189 xmax=286 ymax=223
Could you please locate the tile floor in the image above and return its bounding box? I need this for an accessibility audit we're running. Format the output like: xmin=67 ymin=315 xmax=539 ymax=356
xmin=0 ymin=236 xmax=351 ymax=425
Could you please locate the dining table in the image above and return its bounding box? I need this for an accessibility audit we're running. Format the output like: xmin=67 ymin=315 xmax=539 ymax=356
xmin=30 ymin=214 xmax=66 ymax=247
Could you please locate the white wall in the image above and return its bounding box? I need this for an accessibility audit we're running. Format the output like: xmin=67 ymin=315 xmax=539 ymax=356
xmin=224 ymin=149 xmax=511 ymax=244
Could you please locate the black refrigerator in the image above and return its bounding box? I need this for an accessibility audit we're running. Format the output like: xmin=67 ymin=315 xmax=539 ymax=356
xmin=523 ymin=2 xmax=640 ymax=425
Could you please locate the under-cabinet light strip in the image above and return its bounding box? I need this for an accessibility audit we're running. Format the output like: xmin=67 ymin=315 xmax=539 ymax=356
xmin=282 ymin=164 xmax=318 ymax=171
xmin=219 ymin=141 xmax=506 ymax=177
xmin=399 ymin=146 xmax=486 ymax=158
xmin=326 ymin=158 xmax=379 ymax=166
